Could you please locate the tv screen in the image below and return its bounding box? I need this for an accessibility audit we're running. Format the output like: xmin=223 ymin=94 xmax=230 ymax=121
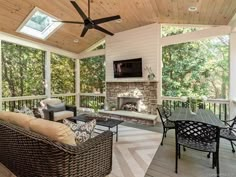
xmin=113 ymin=58 xmax=142 ymax=78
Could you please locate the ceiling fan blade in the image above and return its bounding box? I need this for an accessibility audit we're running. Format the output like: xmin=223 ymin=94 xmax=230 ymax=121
xmin=70 ymin=0 xmax=87 ymax=20
xmin=94 ymin=25 xmax=114 ymax=36
xmin=93 ymin=15 xmax=121 ymax=25
xmin=54 ymin=20 xmax=84 ymax=24
xmin=81 ymin=27 xmax=88 ymax=37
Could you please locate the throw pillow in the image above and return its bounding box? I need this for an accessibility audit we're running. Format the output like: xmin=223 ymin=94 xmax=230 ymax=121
xmin=63 ymin=119 xmax=84 ymax=131
xmin=14 ymin=106 xmax=34 ymax=116
xmin=47 ymin=103 xmax=65 ymax=112
xmin=63 ymin=119 xmax=96 ymax=144
xmin=32 ymin=108 xmax=42 ymax=118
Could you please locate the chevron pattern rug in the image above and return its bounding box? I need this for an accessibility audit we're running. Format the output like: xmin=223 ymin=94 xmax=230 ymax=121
xmin=110 ymin=125 xmax=162 ymax=177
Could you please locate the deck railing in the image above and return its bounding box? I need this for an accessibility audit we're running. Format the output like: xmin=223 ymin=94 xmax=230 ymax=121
xmin=52 ymin=94 xmax=76 ymax=105
xmin=79 ymin=93 xmax=105 ymax=109
xmin=2 ymin=94 xmax=76 ymax=111
xmin=2 ymin=96 xmax=47 ymax=111
xmin=162 ymin=96 xmax=230 ymax=121
xmin=1 ymin=93 xmax=104 ymax=111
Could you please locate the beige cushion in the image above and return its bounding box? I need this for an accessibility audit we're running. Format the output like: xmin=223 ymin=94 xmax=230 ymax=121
xmin=40 ymin=98 xmax=62 ymax=108
xmin=29 ymin=119 xmax=76 ymax=146
xmin=0 ymin=111 xmax=13 ymax=122
xmin=54 ymin=111 xmax=74 ymax=121
xmin=0 ymin=111 xmax=35 ymax=130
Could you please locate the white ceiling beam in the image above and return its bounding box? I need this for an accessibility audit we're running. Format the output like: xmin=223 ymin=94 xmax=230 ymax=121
xmin=77 ymin=49 xmax=105 ymax=59
xmin=0 ymin=32 xmax=78 ymax=59
xmin=160 ymin=26 xmax=231 ymax=47
xmin=229 ymin=13 xmax=236 ymax=32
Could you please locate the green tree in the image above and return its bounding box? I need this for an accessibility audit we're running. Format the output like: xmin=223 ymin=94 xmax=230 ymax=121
xmin=51 ymin=53 xmax=75 ymax=94
xmin=1 ymin=41 xmax=45 ymax=97
xmin=162 ymin=26 xmax=229 ymax=99
xmin=80 ymin=55 xmax=105 ymax=93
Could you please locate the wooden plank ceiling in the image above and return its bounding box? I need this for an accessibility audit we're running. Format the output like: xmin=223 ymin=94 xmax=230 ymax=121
xmin=0 ymin=0 xmax=235 ymax=54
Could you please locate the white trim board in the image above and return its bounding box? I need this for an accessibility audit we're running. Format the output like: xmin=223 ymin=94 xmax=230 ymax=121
xmin=84 ymin=39 xmax=105 ymax=52
xmin=160 ymin=26 xmax=231 ymax=46
xmin=78 ymin=49 xmax=105 ymax=59
xmin=0 ymin=31 xmax=78 ymax=59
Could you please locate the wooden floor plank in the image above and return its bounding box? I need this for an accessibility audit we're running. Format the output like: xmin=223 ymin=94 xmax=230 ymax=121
xmin=145 ymin=131 xmax=236 ymax=177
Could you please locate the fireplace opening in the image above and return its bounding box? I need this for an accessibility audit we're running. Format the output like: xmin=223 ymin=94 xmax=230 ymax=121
xmin=121 ymin=102 xmax=138 ymax=112
xmin=117 ymin=96 xmax=141 ymax=112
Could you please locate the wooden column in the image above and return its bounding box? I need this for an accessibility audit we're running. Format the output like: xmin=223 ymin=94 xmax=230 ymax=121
xmin=75 ymin=59 xmax=80 ymax=108
xmin=0 ymin=40 xmax=2 ymax=111
xmin=45 ymin=51 xmax=51 ymax=98
xmin=229 ymin=32 xmax=236 ymax=119
xmin=157 ymin=24 xmax=162 ymax=105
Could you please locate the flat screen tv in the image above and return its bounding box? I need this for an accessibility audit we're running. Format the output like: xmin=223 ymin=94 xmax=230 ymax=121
xmin=113 ymin=58 xmax=142 ymax=78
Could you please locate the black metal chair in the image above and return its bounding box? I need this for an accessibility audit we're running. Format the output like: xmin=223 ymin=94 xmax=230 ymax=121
xmin=156 ymin=105 xmax=175 ymax=145
xmin=175 ymin=121 xmax=220 ymax=177
xmin=220 ymin=116 xmax=236 ymax=153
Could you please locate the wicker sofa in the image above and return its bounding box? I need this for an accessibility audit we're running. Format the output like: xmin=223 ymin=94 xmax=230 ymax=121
xmin=0 ymin=117 xmax=113 ymax=177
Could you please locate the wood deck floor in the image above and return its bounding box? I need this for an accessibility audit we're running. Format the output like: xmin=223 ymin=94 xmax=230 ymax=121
xmin=145 ymin=129 xmax=236 ymax=177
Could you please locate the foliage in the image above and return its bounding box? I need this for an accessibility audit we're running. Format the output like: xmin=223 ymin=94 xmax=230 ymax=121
xmin=88 ymin=100 xmax=103 ymax=112
xmin=80 ymin=55 xmax=105 ymax=93
xmin=162 ymin=26 xmax=229 ymax=99
xmin=1 ymin=41 xmax=45 ymax=97
xmin=51 ymin=53 xmax=75 ymax=94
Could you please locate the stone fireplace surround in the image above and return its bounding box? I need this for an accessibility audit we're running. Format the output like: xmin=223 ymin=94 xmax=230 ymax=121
xmin=106 ymin=81 xmax=158 ymax=114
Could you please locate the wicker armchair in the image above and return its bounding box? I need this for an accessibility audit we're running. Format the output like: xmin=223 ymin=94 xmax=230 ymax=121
xmin=0 ymin=120 xmax=113 ymax=177
xmin=156 ymin=105 xmax=175 ymax=145
xmin=175 ymin=121 xmax=220 ymax=177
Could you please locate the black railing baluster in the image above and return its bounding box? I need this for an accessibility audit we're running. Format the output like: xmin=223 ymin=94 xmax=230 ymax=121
xmin=224 ymin=104 xmax=227 ymax=123
xmin=214 ymin=103 xmax=216 ymax=114
xmin=219 ymin=104 xmax=222 ymax=120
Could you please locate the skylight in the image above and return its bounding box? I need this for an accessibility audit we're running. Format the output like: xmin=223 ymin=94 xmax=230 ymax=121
xmin=17 ymin=7 xmax=62 ymax=40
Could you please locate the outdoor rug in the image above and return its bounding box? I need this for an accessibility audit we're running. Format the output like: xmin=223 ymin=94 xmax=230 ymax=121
xmin=109 ymin=125 xmax=162 ymax=177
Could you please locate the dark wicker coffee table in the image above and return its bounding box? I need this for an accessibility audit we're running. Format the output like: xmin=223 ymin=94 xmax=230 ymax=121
xmin=69 ymin=115 xmax=123 ymax=142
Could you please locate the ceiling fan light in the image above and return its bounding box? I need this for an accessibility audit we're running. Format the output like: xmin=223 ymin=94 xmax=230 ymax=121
xmin=188 ymin=6 xmax=197 ymax=12
xmin=73 ymin=39 xmax=79 ymax=43
xmin=116 ymin=19 xmax=122 ymax=23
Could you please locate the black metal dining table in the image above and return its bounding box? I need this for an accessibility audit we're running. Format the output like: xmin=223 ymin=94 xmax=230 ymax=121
xmin=168 ymin=108 xmax=225 ymax=128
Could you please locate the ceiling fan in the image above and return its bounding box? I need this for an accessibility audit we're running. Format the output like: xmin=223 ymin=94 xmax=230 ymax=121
xmin=57 ymin=0 xmax=121 ymax=37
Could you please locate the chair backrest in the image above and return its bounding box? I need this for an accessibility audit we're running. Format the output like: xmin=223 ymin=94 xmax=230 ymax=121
xmin=156 ymin=105 xmax=168 ymax=125
xmin=230 ymin=116 xmax=236 ymax=128
xmin=175 ymin=120 xmax=220 ymax=145
xmin=40 ymin=98 xmax=62 ymax=108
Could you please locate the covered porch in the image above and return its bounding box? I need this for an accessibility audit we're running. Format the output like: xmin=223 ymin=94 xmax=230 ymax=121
xmin=0 ymin=0 xmax=236 ymax=177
